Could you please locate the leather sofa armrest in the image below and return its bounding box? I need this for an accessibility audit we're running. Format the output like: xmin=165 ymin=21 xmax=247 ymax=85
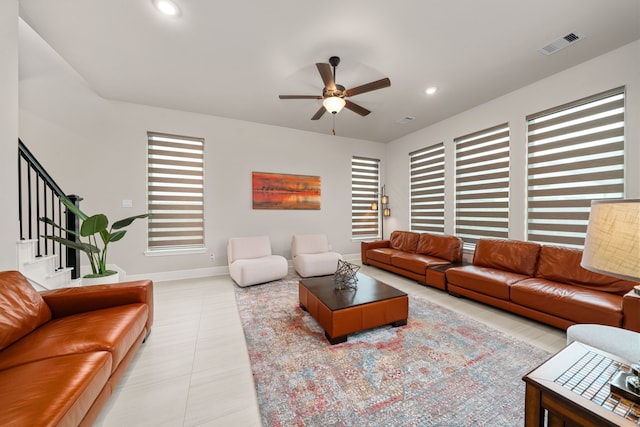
xmin=41 ymin=280 xmax=154 ymax=328
xmin=361 ymin=240 xmax=390 ymax=264
xmin=622 ymin=288 xmax=640 ymax=333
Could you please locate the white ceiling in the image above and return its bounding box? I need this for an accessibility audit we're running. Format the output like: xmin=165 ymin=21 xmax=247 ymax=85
xmin=18 ymin=0 xmax=640 ymax=143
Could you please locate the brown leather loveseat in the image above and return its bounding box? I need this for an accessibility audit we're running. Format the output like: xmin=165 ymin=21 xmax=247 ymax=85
xmin=361 ymin=230 xmax=463 ymax=289
xmin=0 ymin=270 xmax=154 ymax=426
xmin=446 ymin=239 xmax=640 ymax=332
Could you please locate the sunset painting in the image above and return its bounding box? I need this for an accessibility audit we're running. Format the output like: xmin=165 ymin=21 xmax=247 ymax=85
xmin=252 ymin=172 xmax=321 ymax=210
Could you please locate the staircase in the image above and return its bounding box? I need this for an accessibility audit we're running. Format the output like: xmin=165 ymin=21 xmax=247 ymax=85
xmin=17 ymin=139 xmax=82 ymax=290
xmin=17 ymin=240 xmax=78 ymax=291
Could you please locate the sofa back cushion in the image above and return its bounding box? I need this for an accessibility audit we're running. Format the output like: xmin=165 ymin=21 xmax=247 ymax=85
xmin=536 ymin=245 xmax=636 ymax=295
xmin=389 ymin=231 xmax=419 ymax=253
xmin=473 ymin=239 xmax=541 ymax=277
xmin=416 ymin=233 xmax=463 ymax=262
xmin=0 ymin=270 xmax=52 ymax=351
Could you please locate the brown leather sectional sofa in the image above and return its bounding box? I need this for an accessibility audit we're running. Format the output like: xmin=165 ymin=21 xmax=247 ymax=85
xmin=361 ymin=230 xmax=463 ymax=289
xmin=446 ymin=239 xmax=640 ymax=332
xmin=0 ymin=270 xmax=154 ymax=427
xmin=362 ymin=233 xmax=640 ymax=332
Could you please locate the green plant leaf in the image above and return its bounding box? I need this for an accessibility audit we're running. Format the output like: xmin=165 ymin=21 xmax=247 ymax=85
xmin=109 ymin=230 xmax=127 ymax=242
xmin=43 ymin=235 xmax=99 ymax=254
xmin=60 ymin=197 xmax=89 ymax=221
xmin=81 ymin=214 xmax=108 ymax=237
xmin=39 ymin=217 xmax=79 ymax=237
xmin=112 ymin=213 xmax=150 ymax=230
xmin=99 ymin=229 xmax=111 ymax=245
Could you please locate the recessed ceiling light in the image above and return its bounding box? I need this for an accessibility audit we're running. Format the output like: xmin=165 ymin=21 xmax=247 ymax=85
xmin=154 ymin=0 xmax=180 ymax=16
xmin=425 ymin=87 xmax=437 ymax=95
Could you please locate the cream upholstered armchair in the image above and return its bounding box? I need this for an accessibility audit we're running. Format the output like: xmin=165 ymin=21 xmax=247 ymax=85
xmin=227 ymin=236 xmax=288 ymax=287
xmin=291 ymin=234 xmax=343 ymax=278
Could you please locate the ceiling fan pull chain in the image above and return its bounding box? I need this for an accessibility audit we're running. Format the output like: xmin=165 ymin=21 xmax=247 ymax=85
xmin=332 ymin=115 xmax=336 ymax=136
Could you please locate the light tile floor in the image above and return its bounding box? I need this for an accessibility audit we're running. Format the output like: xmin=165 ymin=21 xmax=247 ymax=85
xmin=94 ymin=264 xmax=567 ymax=426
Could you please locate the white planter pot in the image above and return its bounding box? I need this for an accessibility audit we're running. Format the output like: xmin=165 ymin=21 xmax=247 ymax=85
xmin=81 ymin=272 xmax=120 ymax=286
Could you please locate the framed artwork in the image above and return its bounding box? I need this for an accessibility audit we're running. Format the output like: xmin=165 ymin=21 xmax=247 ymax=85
xmin=252 ymin=172 xmax=321 ymax=210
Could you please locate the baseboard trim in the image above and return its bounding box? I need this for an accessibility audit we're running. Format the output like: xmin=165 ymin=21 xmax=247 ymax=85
xmin=124 ymin=266 xmax=229 ymax=283
xmin=122 ymin=252 xmax=361 ymax=283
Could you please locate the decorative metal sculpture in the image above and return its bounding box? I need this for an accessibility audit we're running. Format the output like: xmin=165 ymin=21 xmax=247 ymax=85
xmin=334 ymin=259 xmax=360 ymax=290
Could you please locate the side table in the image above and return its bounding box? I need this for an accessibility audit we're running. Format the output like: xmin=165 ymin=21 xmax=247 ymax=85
xmin=426 ymin=262 xmax=466 ymax=290
xmin=523 ymin=341 xmax=640 ymax=426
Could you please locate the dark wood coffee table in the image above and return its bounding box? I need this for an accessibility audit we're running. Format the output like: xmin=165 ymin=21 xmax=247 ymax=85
xmin=298 ymin=273 xmax=408 ymax=344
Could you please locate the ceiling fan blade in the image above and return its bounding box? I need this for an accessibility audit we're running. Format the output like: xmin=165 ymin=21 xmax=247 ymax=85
xmin=279 ymin=95 xmax=323 ymax=99
xmin=311 ymin=106 xmax=326 ymax=120
xmin=316 ymin=63 xmax=336 ymax=90
xmin=345 ymin=100 xmax=371 ymax=116
xmin=345 ymin=77 xmax=391 ymax=97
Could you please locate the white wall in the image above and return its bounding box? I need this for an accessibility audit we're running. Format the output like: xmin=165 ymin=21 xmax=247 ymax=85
xmin=18 ymin=24 xmax=384 ymax=277
xmin=0 ymin=1 xmax=19 ymax=271
xmin=15 ymin=22 xmax=639 ymax=279
xmin=385 ymin=41 xmax=640 ymax=239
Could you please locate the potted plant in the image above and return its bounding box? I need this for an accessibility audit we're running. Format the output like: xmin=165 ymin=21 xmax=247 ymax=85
xmin=41 ymin=196 xmax=149 ymax=282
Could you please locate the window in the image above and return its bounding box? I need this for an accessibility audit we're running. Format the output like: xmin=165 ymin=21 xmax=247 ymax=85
xmin=147 ymin=132 xmax=205 ymax=251
xmin=526 ymin=87 xmax=625 ymax=248
xmin=351 ymin=156 xmax=380 ymax=239
xmin=455 ymin=123 xmax=510 ymax=245
xmin=410 ymin=143 xmax=445 ymax=233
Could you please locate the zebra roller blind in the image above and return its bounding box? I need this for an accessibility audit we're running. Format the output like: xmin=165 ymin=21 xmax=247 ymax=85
xmin=410 ymin=143 xmax=445 ymax=234
xmin=147 ymin=132 xmax=205 ymax=250
xmin=526 ymin=87 xmax=625 ymax=248
xmin=455 ymin=123 xmax=510 ymax=245
xmin=352 ymin=156 xmax=380 ymax=238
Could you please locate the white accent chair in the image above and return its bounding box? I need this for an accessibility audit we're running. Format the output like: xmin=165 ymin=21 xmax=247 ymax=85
xmin=566 ymin=324 xmax=640 ymax=362
xmin=227 ymin=236 xmax=288 ymax=287
xmin=291 ymin=234 xmax=343 ymax=278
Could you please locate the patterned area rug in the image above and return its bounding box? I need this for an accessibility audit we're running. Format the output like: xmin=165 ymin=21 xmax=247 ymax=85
xmin=235 ymin=275 xmax=551 ymax=426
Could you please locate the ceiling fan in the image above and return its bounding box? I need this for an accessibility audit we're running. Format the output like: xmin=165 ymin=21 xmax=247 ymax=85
xmin=279 ymin=56 xmax=391 ymax=120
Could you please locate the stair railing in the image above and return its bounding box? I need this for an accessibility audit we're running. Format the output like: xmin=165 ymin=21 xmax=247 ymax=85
xmin=18 ymin=139 xmax=82 ymax=279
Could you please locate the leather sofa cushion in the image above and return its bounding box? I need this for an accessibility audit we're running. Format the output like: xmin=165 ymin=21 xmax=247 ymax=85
xmin=391 ymin=253 xmax=448 ymax=275
xmin=536 ymin=245 xmax=636 ymax=295
xmin=0 ymin=304 xmax=147 ymax=372
xmin=512 ymin=278 xmax=623 ymax=326
xmin=473 ymin=239 xmax=541 ymax=276
xmin=0 ymin=271 xmax=52 ymax=351
xmin=0 ymin=351 xmax=112 ymax=427
xmin=446 ymin=265 xmax=529 ymax=300
xmin=416 ymin=233 xmax=462 ymax=262
xmin=366 ymin=248 xmax=400 ymax=264
xmin=389 ymin=231 xmax=419 ymax=253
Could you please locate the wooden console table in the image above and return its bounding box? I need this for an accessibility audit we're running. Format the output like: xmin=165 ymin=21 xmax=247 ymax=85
xmin=523 ymin=341 xmax=640 ymax=426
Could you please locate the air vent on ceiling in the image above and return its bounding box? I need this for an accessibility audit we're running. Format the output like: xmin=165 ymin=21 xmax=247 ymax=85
xmin=538 ymin=32 xmax=585 ymax=55
xmin=396 ymin=116 xmax=415 ymax=124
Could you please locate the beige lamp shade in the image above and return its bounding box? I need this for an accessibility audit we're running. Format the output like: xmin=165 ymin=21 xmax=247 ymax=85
xmin=581 ymin=199 xmax=640 ymax=282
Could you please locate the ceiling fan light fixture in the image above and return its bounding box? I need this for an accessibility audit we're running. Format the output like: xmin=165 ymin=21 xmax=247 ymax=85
xmin=323 ymin=97 xmax=346 ymax=114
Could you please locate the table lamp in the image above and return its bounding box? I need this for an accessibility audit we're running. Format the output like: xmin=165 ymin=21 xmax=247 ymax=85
xmin=581 ymin=199 xmax=640 ymax=282
xmin=581 ymin=199 xmax=640 ymax=396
